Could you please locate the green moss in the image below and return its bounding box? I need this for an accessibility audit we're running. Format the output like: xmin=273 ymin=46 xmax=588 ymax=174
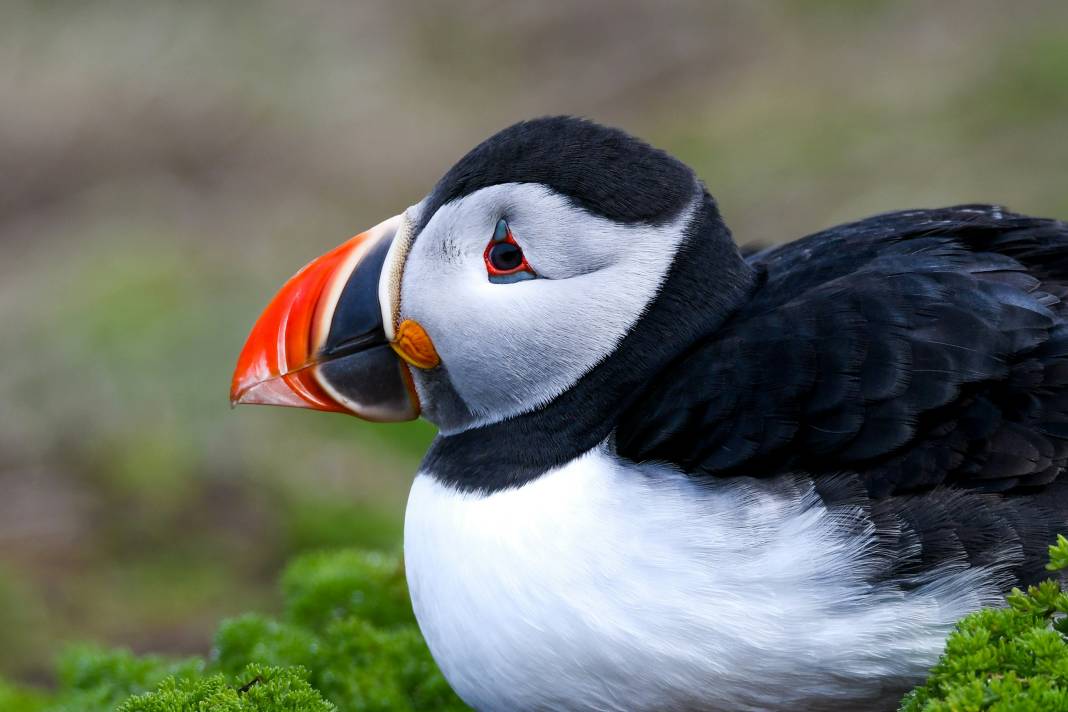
xmin=281 ymin=549 xmax=413 ymax=631
xmin=211 ymin=550 xmax=465 ymax=711
xmin=118 ymin=664 xmax=334 ymax=712
xmin=309 ymin=617 xmax=460 ymax=711
xmin=46 ymin=646 xmax=204 ymax=712
xmin=213 ymin=616 xmax=319 ymax=676
xmin=901 ymin=535 xmax=1068 ymax=711
xmin=0 ymin=549 xmax=466 ymax=711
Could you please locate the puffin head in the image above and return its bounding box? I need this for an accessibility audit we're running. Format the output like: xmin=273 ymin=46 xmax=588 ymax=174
xmin=231 ymin=117 xmax=754 ymax=442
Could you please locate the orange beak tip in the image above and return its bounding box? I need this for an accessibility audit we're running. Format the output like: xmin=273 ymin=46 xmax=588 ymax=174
xmin=231 ymin=214 xmax=419 ymax=422
xmin=229 ymin=233 xmax=371 ymax=415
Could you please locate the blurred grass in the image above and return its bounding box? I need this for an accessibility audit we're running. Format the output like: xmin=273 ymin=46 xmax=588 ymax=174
xmin=1 ymin=0 xmax=1067 ymax=689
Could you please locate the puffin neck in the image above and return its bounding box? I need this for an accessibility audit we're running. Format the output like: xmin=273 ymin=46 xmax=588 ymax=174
xmin=421 ymin=194 xmax=759 ymax=493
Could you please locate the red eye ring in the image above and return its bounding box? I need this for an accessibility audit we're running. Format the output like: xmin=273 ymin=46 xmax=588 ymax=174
xmin=484 ymin=219 xmax=536 ymax=283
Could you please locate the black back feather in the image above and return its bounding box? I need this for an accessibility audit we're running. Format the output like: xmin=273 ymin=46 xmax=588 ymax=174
xmin=616 ymin=205 xmax=1068 ymax=587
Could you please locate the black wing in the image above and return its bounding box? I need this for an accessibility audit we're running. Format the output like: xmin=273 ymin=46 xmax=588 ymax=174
xmin=616 ymin=205 xmax=1068 ymax=585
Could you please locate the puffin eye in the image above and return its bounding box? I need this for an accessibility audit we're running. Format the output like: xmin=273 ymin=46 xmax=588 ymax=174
xmin=488 ymin=242 xmax=524 ymax=271
xmin=484 ymin=218 xmax=536 ymax=284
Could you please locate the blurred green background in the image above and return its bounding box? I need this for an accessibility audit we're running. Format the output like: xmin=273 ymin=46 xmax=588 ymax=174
xmin=2 ymin=0 xmax=1067 ymax=689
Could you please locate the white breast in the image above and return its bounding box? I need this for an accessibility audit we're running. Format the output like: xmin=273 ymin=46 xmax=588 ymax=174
xmin=404 ymin=447 xmax=1004 ymax=712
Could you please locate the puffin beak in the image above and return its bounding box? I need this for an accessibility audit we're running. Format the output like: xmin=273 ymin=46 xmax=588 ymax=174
xmin=230 ymin=214 xmax=437 ymax=422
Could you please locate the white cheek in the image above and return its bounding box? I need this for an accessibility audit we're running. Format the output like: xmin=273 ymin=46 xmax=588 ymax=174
xmin=399 ymin=184 xmax=696 ymax=426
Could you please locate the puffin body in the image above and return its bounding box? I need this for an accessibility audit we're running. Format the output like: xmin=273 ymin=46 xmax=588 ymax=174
xmin=405 ymin=452 xmax=992 ymax=711
xmin=232 ymin=117 xmax=1068 ymax=711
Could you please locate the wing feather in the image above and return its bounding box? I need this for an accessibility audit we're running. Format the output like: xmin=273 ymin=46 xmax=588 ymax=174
xmin=616 ymin=205 xmax=1068 ymax=500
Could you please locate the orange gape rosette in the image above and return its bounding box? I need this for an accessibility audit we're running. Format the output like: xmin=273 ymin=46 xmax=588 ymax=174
xmin=392 ymin=319 xmax=441 ymax=370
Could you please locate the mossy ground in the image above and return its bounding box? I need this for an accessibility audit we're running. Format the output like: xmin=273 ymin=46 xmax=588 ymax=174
xmin=10 ymin=539 xmax=1068 ymax=710
xmin=0 ymin=549 xmax=466 ymax=711
xmin=901 ymin=536 xmax=1068 ymax=711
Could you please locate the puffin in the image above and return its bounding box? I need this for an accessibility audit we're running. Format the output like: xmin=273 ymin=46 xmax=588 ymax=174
xmin=231 ymin=116 xmax=1068 ymax=712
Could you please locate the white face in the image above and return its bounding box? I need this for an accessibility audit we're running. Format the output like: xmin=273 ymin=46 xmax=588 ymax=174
xmin=394 ymin=182 xmax=697 ymax=433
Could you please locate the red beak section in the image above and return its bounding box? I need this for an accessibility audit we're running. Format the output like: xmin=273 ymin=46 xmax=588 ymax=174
xmin=230 ymin=235 xmax=360 ymax=413
xmin=231 ymin=215 xmax=419 ymax=421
